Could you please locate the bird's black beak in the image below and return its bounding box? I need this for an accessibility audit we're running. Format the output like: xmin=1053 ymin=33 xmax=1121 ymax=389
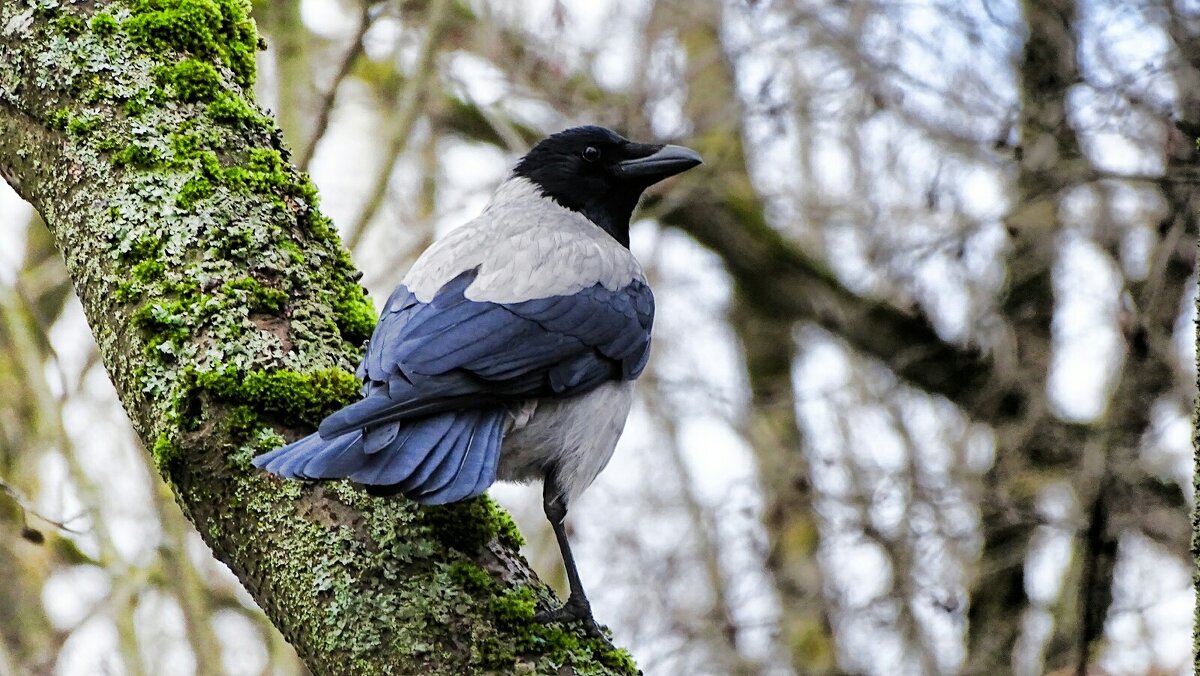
xmin=614 ymin=144 xmax=703 ymax=183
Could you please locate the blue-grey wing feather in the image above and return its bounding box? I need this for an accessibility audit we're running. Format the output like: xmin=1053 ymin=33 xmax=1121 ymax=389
xmin=255 ymin=266 xmax=652 ymax=502
xmin=318 ymin=267 xmax=653 ymax=439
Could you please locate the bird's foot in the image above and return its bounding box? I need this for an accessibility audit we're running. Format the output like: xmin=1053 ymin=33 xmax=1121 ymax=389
xmin=535 ymin=596 xmax=613 ymax=647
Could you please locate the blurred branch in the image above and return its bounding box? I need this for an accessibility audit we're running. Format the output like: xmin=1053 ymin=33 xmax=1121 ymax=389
xmin=642 ymin=368 xmax=755 ymax=675
xmin=967 ymin=0 xmax=1085 ymax=671
xmin=885 ymin=397 xmax=955 ymax=674
xmin=651 ymin=187 xmax=1014 ymax=424
xmin=346 ymin=0 xmax=453 ymax=250
xmin=1052 ymin=6 xmax=1200 ymax=673
xmin=0 ymin=477 xmax=84 ymax=538
xmin=112 ymin=582 xmax=149 ymax=676
xmin=2 ymin=275 xmax=147 ymax=675
xmin=297 ymin=1 xmax=379 ymax=171
xmin=148 ymin=462 xmax=224 ymax=676
xmin=659 ymin=3 xmax=844 ymax=672
xmin=259 ymin=0 xmax=311 ymax=144
xmin=0 ymin=210 xmax=74 ymax=672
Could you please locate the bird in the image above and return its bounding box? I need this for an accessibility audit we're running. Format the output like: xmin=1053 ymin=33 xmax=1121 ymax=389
xmin=252 ymin=125 xmax=702 ymax=637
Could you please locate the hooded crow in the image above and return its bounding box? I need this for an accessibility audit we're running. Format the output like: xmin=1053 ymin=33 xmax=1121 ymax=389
xmin=253 ymin=125 xmax=702 ymax=637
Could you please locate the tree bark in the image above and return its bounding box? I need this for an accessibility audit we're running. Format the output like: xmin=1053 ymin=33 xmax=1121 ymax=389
xmin=0 ymin=2 xmax=635 ymax=674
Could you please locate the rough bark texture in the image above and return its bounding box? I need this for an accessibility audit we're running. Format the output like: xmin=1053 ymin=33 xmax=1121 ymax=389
xmin=0 ymin=2 xmax=636 ymax=674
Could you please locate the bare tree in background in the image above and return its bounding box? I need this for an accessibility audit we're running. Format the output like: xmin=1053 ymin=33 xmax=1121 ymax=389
xmin=0 ymin=0 xmax=1192 ymax=675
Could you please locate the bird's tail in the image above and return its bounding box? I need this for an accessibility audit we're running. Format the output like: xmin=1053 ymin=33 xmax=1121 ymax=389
xmin=252 ymin=408 xmax=506 ymax=505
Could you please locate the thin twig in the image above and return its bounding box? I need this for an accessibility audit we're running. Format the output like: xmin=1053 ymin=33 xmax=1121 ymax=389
xmin=297 ymin=1 xmax=380 ymax=171
xmin=0 ymin=478 xmax=87 ymax=536
xmin=344 ymin=0 xmax=453 ymax=251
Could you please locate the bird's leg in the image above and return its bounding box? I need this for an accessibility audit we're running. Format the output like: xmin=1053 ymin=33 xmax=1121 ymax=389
xmin=534 ymin=471 xmax=610 ymax=644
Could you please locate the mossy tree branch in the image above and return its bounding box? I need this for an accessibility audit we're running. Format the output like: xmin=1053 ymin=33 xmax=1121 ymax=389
xmin=0 ymin=2 xmax=635 ymax=674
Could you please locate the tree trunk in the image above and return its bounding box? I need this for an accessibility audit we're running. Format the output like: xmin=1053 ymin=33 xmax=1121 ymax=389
xmin=0 ymin=2 xmax=635 ymax=674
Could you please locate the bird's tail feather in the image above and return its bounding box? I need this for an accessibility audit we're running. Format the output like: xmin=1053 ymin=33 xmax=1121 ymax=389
xmin=252 ymin=409 xmax=505 ymax=505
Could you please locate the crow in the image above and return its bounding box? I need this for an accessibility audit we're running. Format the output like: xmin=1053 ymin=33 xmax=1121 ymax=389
xmin=253 ymin=125 xmax=702 ymax=637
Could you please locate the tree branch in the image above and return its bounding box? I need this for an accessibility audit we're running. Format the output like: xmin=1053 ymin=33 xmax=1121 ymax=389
xmin=296 ymin=0 xmax=378 ymax=172
xmin=0 ymin=3 xmax=634 ymax=674
xmin=345 ymin=0 xmax=453 ymax=251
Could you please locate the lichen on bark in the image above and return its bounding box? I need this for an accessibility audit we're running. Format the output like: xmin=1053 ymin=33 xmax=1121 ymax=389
xmin=0 ymin=1 xmax=636 ymax=673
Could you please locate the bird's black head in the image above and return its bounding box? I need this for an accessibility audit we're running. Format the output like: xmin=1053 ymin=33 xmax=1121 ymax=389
xmin=513 ymin=126 xmax=702 ymax=247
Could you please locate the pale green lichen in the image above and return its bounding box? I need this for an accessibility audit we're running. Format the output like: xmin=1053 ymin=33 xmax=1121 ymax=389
xmin=221 ymin=277 xmax=288 ymax=314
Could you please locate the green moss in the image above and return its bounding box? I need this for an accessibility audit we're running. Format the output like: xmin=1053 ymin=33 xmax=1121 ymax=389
xmin=599 ymin=647 xmax=639 ymax=674
xmin=225 ymin=404 xmax=262 ymax=439
xmin=420 ymin=495 xmax=525 ymax=553
xmin=194 ymin=367 xmax=360 ymax=427
xmin=446 ymin=560 xmax=495 ymax=594
xmin=165 ymin=138 xmax=312 ymax=208
xmin=90 ymin=12 xmax=119 ymax=36
xmin=153 ymin=58 xmax=222 ymax=102
xmin=119 ymin=234 xmax=164 ymax=263
xmin=485 ymin=586 xmax=638 ymax=674
xmin=115 ymin=281 xmax=140 ymax=303
xmin=66 ymin=113 xmax=102 ymax=137
xmin=332 ymin=285 xmax=376 ymax=345
xmin=152 ymin=433 xmax=183 ymax=471
xmin=223 ymin=148 xmax=283 ymax=191
xmin=47 ymin=108 xmax=71 ymax=131
xmin=194 ymin=149 xmax=222 ymax=179
xmin=177 ymin=176 xmax=213 ymax=208
xmin=123 ymin=0 xmax=260 ymax=86
xmin=491 ymin=586 xmax=539 ymax=624
xmin=123 ymin=91 xmax=153 ymax=117
xmin=53 ymin=14 xmax=86 ymax=36
xmin=223 ymin=277 xmax=287 ymax=314
xmin=207 ymin=92 xmax=271 ymax=131
xmin=279 ymin=239 xmax=304 ymax=265
xmin=95 ymin=135 xmax=123 ymax=153
xmin=133 ymin=299 xmax=191 ymax=352
xmin=81 ymin=84 xmax=117 ymax=105
xmin=133 ymin=259 xmax=166 ymax=282
xmin=169 ymin=131 xmax=205 ymax=159
xmin=112 ymin=143 xmax=163 ymax=168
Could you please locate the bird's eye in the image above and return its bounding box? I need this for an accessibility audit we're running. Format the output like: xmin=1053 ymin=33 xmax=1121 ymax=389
xmin=581 ymin=146 xmax=601 ymax=162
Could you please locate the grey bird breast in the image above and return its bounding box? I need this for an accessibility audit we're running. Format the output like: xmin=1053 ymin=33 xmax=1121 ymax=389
xmin=498 ymin=380 xmax=635 ymax=504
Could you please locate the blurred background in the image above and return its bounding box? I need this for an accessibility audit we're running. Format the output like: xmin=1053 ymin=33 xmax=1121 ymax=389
xmin=0 ymin=0 xmax=1194 ymax=674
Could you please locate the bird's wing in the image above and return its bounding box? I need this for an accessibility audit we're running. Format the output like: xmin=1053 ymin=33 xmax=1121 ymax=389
xmin=317 ymin=267 xmax=653 ymax=439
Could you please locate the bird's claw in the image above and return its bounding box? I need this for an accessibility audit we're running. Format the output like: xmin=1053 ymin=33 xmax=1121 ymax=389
xmin=535 ymin=596 xmax=613 ymax=647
